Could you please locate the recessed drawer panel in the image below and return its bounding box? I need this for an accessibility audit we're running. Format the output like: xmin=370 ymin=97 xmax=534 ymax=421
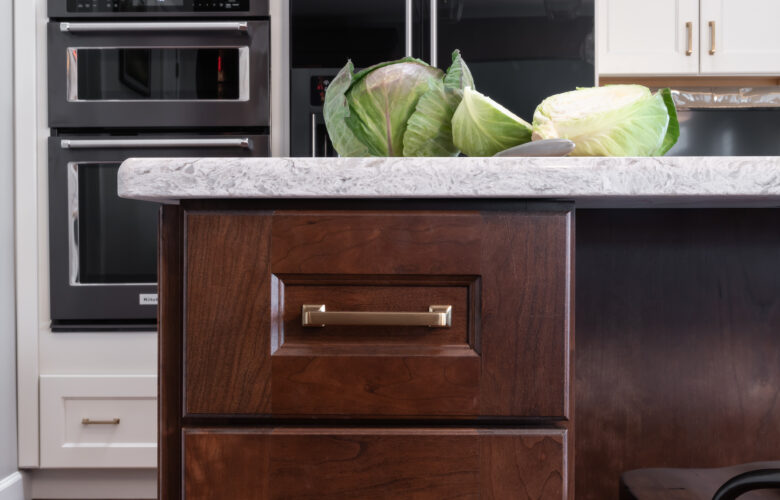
xmin=279 ymin=280 xmax=473 ymax=348
xmin=184 ymin=427 xmax=568 ymax=500
xmin=184 ymin=208 xmax=572 ymax=418
xmin=40 ymin=375 xmax=157 ymax=468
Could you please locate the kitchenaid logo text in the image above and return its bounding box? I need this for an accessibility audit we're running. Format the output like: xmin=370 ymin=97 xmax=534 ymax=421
xmin=139 ymin=294 xmax=158 ymax=306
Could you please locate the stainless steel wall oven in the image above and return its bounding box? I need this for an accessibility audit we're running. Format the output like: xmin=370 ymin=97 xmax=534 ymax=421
xmin=48 ymin=134 xmax=268 ymax=330
xmin=48 ymin=14 xmax=269 ymax=128
xmin=47 ymin=0 xmax=270 ymax=331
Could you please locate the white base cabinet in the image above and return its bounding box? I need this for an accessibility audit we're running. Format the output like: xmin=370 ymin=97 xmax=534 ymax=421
xmin=40 ymin=375 xmax=157 ymax=469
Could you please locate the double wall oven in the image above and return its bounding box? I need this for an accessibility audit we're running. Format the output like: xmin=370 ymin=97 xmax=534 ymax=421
xmin=47 ymin=0 xmax=270 ymax=330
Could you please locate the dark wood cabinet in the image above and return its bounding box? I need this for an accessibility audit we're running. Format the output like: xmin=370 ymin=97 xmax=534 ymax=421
xmin=184 ymin=428 xmax=567 ymax=500
xmin=160 ymin=201 xmax=574 ymax=499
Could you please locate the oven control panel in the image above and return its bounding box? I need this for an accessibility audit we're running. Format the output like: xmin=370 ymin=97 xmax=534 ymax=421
xmin=67 ymin=0 xmax=250 ymax=13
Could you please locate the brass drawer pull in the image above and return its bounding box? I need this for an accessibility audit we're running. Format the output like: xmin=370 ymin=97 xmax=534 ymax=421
xmin=685 ymin=21 xmax=693 ymax=56
xmin=81 ymin=418 xmax=120 ymax=425
xmin=302 ymin=304 xmax=452 ymax=328
xmin=709 ymin=21 xmax=716 ymax=55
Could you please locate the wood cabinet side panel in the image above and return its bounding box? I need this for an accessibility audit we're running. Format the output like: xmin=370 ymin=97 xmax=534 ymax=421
xmin=159 ymin=205 xmax=183 ymax=500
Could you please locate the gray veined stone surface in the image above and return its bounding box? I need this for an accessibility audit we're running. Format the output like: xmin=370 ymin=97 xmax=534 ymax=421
xmin=118 ymin=156 xmax=780 ymax=208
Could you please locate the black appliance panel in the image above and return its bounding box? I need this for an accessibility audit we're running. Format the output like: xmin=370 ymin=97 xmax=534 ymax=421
xmin=48 ymin=20 xmax=269 ymax=128
xmin=289 ymin=0 xmax=432 ymax=156
xmin=290 ymin=68 xmax=339 ymax=157
xmin=48 ymin=133 xmax=269 ymax=328
xmin=291 ymin=0 xmax=430 ymax=69
xmin=435 ymin=0 xmax=594 ymax=121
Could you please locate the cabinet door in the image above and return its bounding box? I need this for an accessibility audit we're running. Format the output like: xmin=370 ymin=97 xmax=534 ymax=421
xmin=700 ymin=0 xmax=780 ymax=74
xmin=597 ymin=0 xmax=699 ymax=75
xmin=40 ymin=375 xmax=157 ymax=468
xmin=184 ymin=427 xmax=568 ymax=500
xmin=183 ymin=208 xmax=572 ymax=419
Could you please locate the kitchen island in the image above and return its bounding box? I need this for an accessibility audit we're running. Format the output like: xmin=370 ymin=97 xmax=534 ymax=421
xmin=119 ymin=156 xmax=780 ymax=500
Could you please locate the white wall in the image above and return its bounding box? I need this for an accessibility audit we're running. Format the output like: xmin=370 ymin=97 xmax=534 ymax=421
xmin=0 ymin=0 xmax=18 ymax=483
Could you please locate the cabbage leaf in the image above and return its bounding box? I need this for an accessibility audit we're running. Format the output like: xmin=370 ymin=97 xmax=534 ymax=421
xmin=452 ymin=86 xmax=533 ymax=157
xmin=403 ymin=50 xmax=474 ymax=157
xmin=322 ymin=60 xmax=371 ymax=157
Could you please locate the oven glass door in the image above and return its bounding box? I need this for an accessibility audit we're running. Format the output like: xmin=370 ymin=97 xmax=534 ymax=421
xmin=48 ymin=134 xmax=269 ymax=329
xmin=69 ymin=161 xmax=158 ymax=286
xmin=70 ymin=47 xmax=249 ymax=102
xmin=48 ymin=21 xmax=269 ymax=128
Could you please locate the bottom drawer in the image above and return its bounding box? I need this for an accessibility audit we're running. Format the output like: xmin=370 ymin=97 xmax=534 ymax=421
xmin=40 ymin=375 xmax=157 ymax=468
xmin=184 ymin=427 xmax=568 ymax=499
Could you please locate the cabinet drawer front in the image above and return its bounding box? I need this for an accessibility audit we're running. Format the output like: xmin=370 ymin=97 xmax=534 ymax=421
xmin=40 ymin=375 xmax=157 ymax=468
xmin=184 ymin=209 xmax=572 ymax=418
xmin=184 ymin=427 xmax=567 ymax=500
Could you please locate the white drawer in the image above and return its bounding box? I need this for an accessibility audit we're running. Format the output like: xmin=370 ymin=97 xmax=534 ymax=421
xmin=40 ymin=375 xmax=157 ymax=468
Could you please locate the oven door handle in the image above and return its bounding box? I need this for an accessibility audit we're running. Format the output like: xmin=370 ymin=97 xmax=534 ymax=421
xmin=59 ymin=21 xmax=249 ymax=33
xmin=60 ymin=138 xmax=251 ymax=149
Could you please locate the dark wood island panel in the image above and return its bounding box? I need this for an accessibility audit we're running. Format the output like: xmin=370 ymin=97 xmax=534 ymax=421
xmin=576 ymin=209 xmax=780 ymax=499
xmin=161 ymin=202 xmax=780 ymax=500
xmin=159 ymin=200 xmax=574 ymax=500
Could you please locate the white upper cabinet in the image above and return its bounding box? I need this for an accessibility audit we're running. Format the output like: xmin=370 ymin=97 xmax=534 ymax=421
xmin=699 ymin=0 xmax=780 ymax=74
xmin=597 ymin=0 xmax=699 ymax=75
xmin=598 ymin=0 xmax=780 ymax=76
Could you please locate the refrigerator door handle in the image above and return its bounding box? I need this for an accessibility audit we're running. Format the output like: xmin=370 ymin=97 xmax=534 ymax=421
xmin=405 ymin=0 xmax=414 ymax=57
xmin=311 ymin=113 xmax=318 ymax=157
xmin=430 ymin=0 xmax=438 ymax=67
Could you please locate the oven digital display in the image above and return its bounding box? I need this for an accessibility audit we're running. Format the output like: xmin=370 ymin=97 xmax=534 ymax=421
xmin=67 ymin=0 xmax=250 ymax=12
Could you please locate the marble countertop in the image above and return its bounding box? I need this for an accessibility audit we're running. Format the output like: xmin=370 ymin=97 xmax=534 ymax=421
xmin=118 ymin=156 xmax=780 ymax=208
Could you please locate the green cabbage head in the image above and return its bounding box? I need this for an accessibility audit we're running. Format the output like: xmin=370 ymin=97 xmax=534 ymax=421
xmin=323 ymin=51 xmax=474 ymax=157
xmin=532 ymin=85 xmax=679 ymax=156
